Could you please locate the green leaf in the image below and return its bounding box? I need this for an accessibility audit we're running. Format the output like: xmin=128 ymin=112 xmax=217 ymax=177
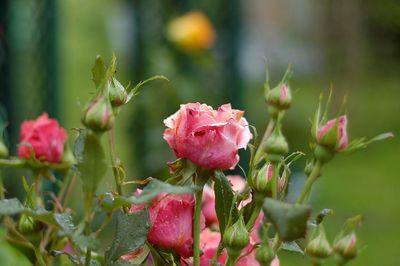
xmin=0 ymin=198 xmax=25 ymax=215
xmin=263 ymin=198 xmax=311 ymax=241
xmin=105 ymin=210 xmax=150 ymax=263
xmin=344 ymin=132 xmax=394 ymax=153
xmin=92 ymin=55 xmax=106 ymax=88
xmin=214 ymin=171 xmax=239 ymax=234
xmin=0 ymin=228 xmax=32 ymax=266
xmin=134 ymin=178 xmax=196 ymax=204
xmin=282 ymin=241 xmax=304 ymax=255
xmin=74 ymin=131 xmax=107 ymax=192
xmin=126 ymin=75 xmax=169 ymax=102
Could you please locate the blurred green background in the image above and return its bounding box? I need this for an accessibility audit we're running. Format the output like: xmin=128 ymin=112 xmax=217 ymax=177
xmin=0 ymin=0 xmax=399 ymax=265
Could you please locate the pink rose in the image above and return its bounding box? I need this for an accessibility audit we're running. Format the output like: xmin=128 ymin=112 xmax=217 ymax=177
xmin=129 ymin=192 xmax=203 ymax=258
xmin=317 ymin=115 xmax=348 ymax=151
xmin=163 ymin=103 xmax=252 ymax=170
xmin=18 ymin=113 xmax=67 ymax=163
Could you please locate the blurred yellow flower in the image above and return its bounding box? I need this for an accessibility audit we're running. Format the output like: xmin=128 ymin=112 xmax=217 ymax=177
xmin=167 ymin=11 xmax=215 ymax=54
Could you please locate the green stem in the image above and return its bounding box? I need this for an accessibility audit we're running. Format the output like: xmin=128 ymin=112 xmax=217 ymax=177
xmin=193 ymin=187 xmax=203 ymax=266
xmin=272 ymin=234 xmax=282 ymax=252
xmin=83 ymin=188 xmax=94 ymax=266
xmin=211 ymin=242 xmax=224 ymax=263
xmin=0 ymin=171 xmax=5 ymax=199
xmin=271 ymin=163 xmax=279 ymax=199
xmin=245 ymin=193 xmax=264 ymax=231
xmin=254 ymin=118 xmax=276 ymax=164
xmin=0 ymin=158 xmax=25 ymax=168
xmin=108 ymin=130 xmax=128 ymax=213
xmin=226 ymin=255 xmax=236 ymax=266
xmin=296 ymin=161 xmax=322 ymax=204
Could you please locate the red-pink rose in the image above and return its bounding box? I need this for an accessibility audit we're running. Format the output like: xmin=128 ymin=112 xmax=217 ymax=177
xmin=129 ymin=192 xmax=203 ymax=258
xmin=18 ymin=113 xmax=67 ymax=163
xmin=317 ymin=115 xmax=348 ymax=151
xmin=163 ymin=103 xmax=252 ymax=170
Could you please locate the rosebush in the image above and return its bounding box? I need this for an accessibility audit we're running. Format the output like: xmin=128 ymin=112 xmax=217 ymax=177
xmin=0 ymin=55 xmax=392 ymax=266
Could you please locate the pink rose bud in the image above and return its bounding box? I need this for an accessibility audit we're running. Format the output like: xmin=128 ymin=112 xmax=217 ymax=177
xmin=316 ymin=115 xmax=348 ymax=152
xmin=333 ymin=231 xmax=357 ymax=261
xmin=82 ymin=94 xmax=115 ymax=132
xmin=163 ymin=103 xmax=252 ymax=170
xmin=305 ymin=226 xmax=332 ymax=259
xmin=223 ymin=217 xmax=249 ymax=258
xmin=130 ymin=193 xmax=201 ymax=258
xmin=108 ymin=77 xmax=128 ymax=107
xmin=18 ymin=113 xmax=67 ymax=163
xmin=266 ymin=82 xmax=292 ymax=112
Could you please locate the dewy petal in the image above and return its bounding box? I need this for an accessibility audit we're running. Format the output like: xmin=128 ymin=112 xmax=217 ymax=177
xmin=146 ymin=194 xmax=195 ymax=258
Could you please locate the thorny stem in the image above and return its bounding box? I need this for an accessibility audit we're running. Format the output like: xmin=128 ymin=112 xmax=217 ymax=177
xmin=296 ymin=161 xmax=322 ymax=204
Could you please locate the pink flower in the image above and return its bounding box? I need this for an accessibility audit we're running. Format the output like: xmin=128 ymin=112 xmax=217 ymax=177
xmin=163 ymin=103 xmax=252 ymax=170
xmin=129 ymin=192 xmax=203 ymax=258
xmin=317 ymin=115 xmax=348 ymax=151
xmin=18 ymin=113 xmax=67 ymax=163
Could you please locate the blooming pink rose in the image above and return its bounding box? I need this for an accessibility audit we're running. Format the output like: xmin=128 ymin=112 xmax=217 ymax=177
xmin=129 ymin=192 xmax=204 ymax=258
xmin=317 ymin=115 xmax=348 ymax=151
xmin=18 ymin=113 xmax=67 ymax=163
xmin=163 ymin=103 xmax=252 ymax=170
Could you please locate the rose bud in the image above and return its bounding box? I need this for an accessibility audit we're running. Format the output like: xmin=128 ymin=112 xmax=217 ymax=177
xmin=130 ymin=193 xmax=202 ymax=258
xmin=18 ymin=113 xmax=67 ymax=164
xmin=250 ymin=163 xmax=273 ymax=195
xmin=256 ymin=243 xmax=276 ymax=265
xmin=305 ymin=226 xmax=333 ymax=259
xmin=18 ymin=214 xmax=39 ymax=234
xmin=223 ymin=216 xmax=250 ymax=259
xmin=167 ymin=11 xmax=215 ymax=54
xmin=108 ymin=77 xmax=127 ymax=107
xmin=82 ymin=94 xmax=115 ymax=132
xmin=266 ymin=82 xmax=292 ymax=118
xmin=316 ymin=115 xmax=348 ymax=152
xmin=333 ymin=231 xmax=358 ymax=261
xmin=264 ymin=126 xmax=288 ymax=163
xmin=163 ymin=103 xmax=252 ymax=170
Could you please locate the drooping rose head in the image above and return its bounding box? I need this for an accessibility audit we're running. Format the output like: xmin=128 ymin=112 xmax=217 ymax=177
xmin=18 ymin=113 xmax=67 ymax=164
xmin=316 ymin=115 xmax=348 ymax=151
xmin=163 ymin=103 xmax=252 ymax=170
xmin=129 ymin=192 xmax=201 ymax=258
